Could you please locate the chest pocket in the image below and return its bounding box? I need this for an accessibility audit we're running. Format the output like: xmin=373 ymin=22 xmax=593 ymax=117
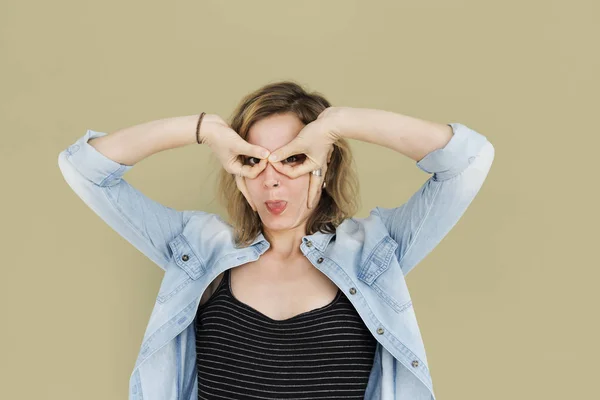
xmin=157 ymin=233 xmax=205 ymax=304
xmin=357 ymin=236 xmax=413 ymax=313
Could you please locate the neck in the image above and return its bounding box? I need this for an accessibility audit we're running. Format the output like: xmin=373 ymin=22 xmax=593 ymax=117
xmin=262 ymin=226 xmax=306 ymax=260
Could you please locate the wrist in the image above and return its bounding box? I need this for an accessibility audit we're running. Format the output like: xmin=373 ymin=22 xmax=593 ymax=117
xmin=325 ymin=106 xmax=355 ymax=139
xmin=316 ymin=106 xmax=347 ymax=139
xmin=197 ymin=113 xmax=219 ymax=145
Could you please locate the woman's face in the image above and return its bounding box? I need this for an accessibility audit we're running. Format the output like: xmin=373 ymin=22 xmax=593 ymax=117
xmin=244 ymin=112 xmax=315 ymax=231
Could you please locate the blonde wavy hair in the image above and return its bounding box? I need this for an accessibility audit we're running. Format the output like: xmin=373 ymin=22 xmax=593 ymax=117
xmin=214 ymin=80 xmax=361 ymax=248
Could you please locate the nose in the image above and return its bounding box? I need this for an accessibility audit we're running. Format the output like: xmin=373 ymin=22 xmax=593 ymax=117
xmin=262 ymin=161 xmax=282 ymax=188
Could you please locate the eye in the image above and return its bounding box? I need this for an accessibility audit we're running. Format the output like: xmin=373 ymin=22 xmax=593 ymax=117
xmin=283 ymin=154 xmax=306 ymax=164
xmin=244 ymin=156 xmax=260 ymax=166
xmin=244 ymin=154 xmax=306 ymax=166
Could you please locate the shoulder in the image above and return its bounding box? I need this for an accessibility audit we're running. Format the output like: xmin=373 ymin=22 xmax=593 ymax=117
xmin=182 ymin=211 xmax=237 ymax=254
xmin=187 ymin=210 xmax=231 ymax=227
xmin=335 ymin=211 xmax=388 ymax=237
xmin=333 ymin=212 xmax=394 ymax=251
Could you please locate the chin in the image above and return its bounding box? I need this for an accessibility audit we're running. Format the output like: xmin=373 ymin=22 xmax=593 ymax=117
xmin=260 ymin=208 xmax=299 ymax=226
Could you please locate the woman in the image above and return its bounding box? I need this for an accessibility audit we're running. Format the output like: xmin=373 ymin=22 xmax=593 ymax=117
xmin=58 ymin=80 xmax=495 ymax=400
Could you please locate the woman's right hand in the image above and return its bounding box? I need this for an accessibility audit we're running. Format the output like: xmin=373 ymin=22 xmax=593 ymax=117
xmin=198 ymin=114 xmax=271 ymax=211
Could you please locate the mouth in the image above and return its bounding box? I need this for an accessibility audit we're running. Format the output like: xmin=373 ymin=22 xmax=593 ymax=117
xmin=265 ymin=201 xmax=287 ymax=215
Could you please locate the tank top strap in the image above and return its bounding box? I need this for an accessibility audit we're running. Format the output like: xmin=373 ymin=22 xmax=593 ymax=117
xmin=217 ymin=269 xmax=230 ymax=292
xmin=197 ymin=269 xmax=230 ymax=313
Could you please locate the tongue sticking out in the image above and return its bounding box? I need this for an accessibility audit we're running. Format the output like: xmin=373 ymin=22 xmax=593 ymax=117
xmin=266 ymin=201 xmax=287 ymax=214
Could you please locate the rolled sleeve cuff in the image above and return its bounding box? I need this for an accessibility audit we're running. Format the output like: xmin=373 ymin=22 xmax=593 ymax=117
xmin=65 ymin=129 xmax=134 ymax=186
xmin=416 ymin=122 xmax=490 ymax=180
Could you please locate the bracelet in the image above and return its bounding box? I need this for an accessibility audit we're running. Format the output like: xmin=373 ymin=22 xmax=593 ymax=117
xmin=196 ymin=112 xmax=206 ymax=144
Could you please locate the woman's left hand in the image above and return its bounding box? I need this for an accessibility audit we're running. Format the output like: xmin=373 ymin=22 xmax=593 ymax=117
xmin=267 ymin=106 xmax=344 ymax=209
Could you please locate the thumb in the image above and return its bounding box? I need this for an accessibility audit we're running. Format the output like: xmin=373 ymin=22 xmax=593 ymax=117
xmin=267 ymin=138 xmax=305 ymax=163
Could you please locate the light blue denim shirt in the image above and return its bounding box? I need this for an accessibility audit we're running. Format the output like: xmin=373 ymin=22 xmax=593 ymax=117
xmin=57 ymin=122 xmax=494 ymax=400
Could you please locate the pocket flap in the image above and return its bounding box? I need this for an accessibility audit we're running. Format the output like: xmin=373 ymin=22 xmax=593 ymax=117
xmin=357 ymin=236 xmax=398 ymax=285
xmin=168 ymin=233 xmax=204 ymax=280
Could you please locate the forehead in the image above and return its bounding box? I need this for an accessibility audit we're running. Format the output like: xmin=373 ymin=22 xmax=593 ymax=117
xmin=247 ymin=112 xmax=305 ymax=152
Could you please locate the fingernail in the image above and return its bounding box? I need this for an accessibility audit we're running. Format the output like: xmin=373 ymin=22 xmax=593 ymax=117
xmin=262 ymin=151 xmax=270 ymax=158
xmin=268 ymin=154 xmax=278 ymax=162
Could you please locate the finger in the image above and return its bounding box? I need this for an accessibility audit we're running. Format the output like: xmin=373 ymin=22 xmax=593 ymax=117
xmin=307 ymin=169 xmax=319 ymax=209
xmin=235 ymin=174 xmax=256 ymax=211
xmin=268 ymin=161 xmax=286 ymax=174
xmin=239 ymin=141 xmax=271 ymax=160
xmin=310 ymin=162 xmax=329 ymax=209
xmin=268 ymin=160 xmax=297 ymax=178
xmin=327 ymin=145 xmax=334 ymax=163
xmin=267 ymin=138 xmax=307 ymax=165
xmin=232 ymin=157 xmax=267 ymax=179
xmin=245 ymin=158 xmax=268 ymax=179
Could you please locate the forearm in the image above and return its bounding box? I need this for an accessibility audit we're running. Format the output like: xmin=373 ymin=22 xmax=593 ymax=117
xmin=88 ymin=114 xmax=200 ymax=166
xmin=334 ymin=107 xmax=454 ymax=162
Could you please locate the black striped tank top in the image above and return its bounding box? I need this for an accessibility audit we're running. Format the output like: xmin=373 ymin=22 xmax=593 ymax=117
xmin=194 ymin=267 xmax=378 ymax=399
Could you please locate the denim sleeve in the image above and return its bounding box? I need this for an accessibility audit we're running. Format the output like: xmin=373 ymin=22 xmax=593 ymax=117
xmin=57 ymin=129 xmax=207 ymax=271
xmin=371 ymin=122 xmax=495 ymax=276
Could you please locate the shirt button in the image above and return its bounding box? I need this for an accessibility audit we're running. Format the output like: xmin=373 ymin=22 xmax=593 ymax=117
xmin=181 ymin=254 xmax=189 ymax=261
xmin=349 ymin=287 xmax=357 ymax=295
xmin=376 ymin=327 xmax=384 ymax=335
xmin=411 ymin=360 xmax=420 ymax=368
xmin=306 ymin=240 xmax=313 ymax=247
xmin=317 ymin=257 xmax=324 ymax=263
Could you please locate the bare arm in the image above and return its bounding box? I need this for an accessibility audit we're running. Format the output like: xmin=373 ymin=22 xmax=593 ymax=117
xmin=334 ymin=107 xmax=454 ymax=162
xmin=88 ymin=114 xmax=204 ymax=166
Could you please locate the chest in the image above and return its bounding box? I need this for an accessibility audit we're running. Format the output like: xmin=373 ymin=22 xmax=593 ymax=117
xmin=200 ymin=255 xmax=340 ymax=321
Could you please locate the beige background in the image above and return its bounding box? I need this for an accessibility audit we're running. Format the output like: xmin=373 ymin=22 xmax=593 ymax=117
xmin=1 ymin=0 xmax=598 ymax=399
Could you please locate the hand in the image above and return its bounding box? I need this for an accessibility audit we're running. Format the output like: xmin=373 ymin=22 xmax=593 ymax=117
xmin=200 ymin=114 xmax=271 ymax=211
xmin=267 ymin=107 xmax=344 ymax=209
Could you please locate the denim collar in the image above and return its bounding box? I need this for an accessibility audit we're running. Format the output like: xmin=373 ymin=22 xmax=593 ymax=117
xmin=249 ymin=229 xmax=336 ymax=253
